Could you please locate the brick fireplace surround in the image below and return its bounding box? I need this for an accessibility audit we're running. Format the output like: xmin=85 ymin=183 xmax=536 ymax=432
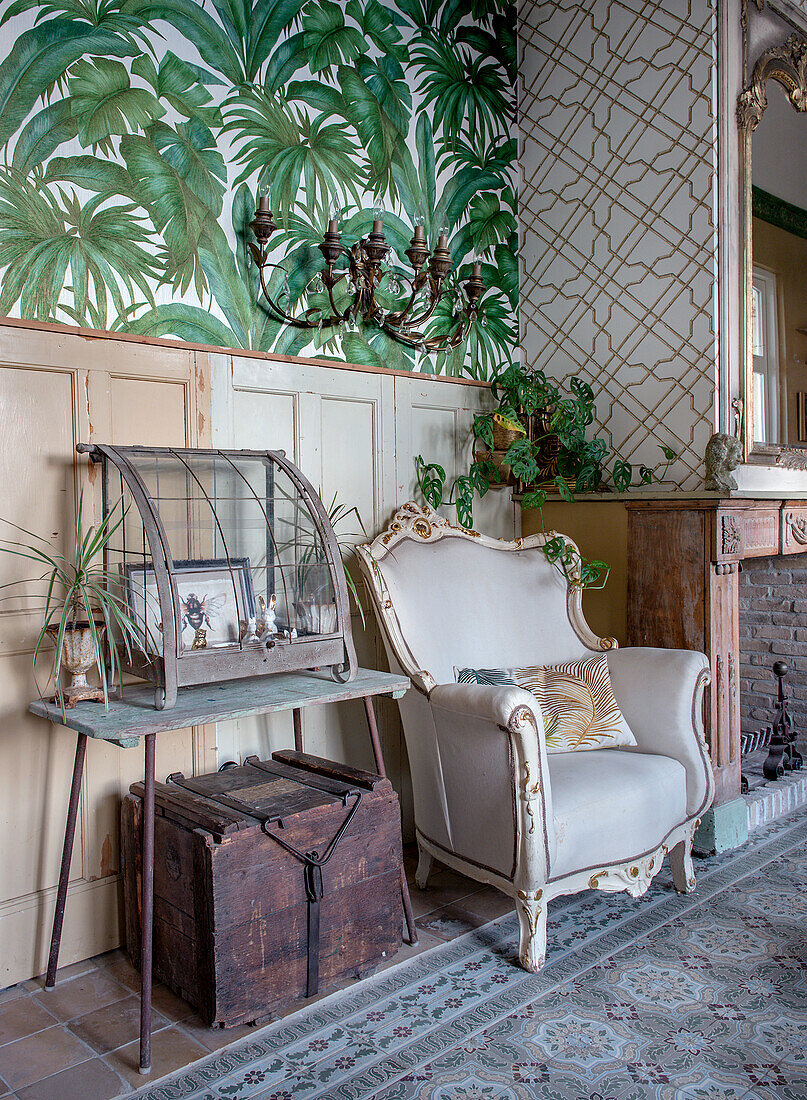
xmin=739 ymin=554 xmax=807 ymax=750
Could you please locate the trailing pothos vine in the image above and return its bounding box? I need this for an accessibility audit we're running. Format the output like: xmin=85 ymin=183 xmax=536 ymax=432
xmin=415 ymin=365 xmax=676 ymax=590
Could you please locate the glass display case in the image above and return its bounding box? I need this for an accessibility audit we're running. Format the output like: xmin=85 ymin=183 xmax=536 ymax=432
xmin=77 ymin=444 xmax=357 ymax=709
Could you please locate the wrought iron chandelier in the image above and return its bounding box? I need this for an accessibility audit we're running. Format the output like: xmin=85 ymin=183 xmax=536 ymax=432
xmin=248 ymin=193 xmax=485 ymax=352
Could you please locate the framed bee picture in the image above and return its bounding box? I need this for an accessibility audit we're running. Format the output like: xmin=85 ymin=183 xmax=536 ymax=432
xmin=124 ymin=558 xmax=255 ymax=653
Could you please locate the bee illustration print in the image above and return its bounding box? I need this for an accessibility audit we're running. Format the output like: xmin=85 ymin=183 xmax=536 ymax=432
xmin=180 ymin=592 xmax=228 ymax=636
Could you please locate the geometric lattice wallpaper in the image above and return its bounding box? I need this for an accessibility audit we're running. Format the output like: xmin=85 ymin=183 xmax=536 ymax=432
xmin=518 ymin=0 xmax=719 ymax=489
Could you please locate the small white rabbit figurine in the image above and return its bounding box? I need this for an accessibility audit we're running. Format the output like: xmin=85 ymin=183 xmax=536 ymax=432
xmin=258 ymin=593 xmax=278 ymax=639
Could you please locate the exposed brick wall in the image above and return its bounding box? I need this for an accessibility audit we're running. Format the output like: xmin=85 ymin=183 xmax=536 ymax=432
xmin=738 ymin=555 xmax=807 ymax=747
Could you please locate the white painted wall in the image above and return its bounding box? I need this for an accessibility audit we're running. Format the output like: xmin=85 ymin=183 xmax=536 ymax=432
xmin=209 ymin=353 xmax=517 ymax=830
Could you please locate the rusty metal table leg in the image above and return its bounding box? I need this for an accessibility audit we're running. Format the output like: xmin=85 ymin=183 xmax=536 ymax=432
xmin=140 ymin=733 xmax=156 ymax=1074
xmin=293 ymin=708 xmax=303 ymax=752
xmin=45 ymin=731 xmax=87 ymax=989
xmin=363 ymin=696 xmax=418 ymax=946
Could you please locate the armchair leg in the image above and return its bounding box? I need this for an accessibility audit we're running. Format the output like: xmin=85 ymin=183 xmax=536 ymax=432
xmin=415 ymin=843 xmax=433 ymax=890
xmin=670 ymin=835 xmax=696 ymax=895
xmin=515 ymin=891 xmax=547 ymax=973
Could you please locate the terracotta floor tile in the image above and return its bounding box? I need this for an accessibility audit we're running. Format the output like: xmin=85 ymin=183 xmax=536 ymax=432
xmin=33 ymin=971 xmax=130 ymax=1022
xmin=150 ymin=983 xmax=197 ymax=1022
xmin=15 ymin=1056 xmax=127 ymax=1100
xmin=460 ymin=886 xmax=515 ymax=921
xmin=408 ymin=874 xmax=480 ymax=917
xmin=93 ymin=956 xmax=140 ymax=995
xmin=0 ymin=1025 xmax=92 ymax=1091
xmin=67 ymin=994 xmax=170 ymax=1054
xmin=376 ymin=930 xmax=443 ymax=971
xmin=416 ymin=902 xmax=488 ymax=942
xmin=23 ymin=958 xmax=99 ymax=993
xmin=103 ymin=1025 xmax=209 ymax=1088
xmin=0 ymin=985 xmax=26 ymax=1007
xmin=0 ymin=998 xmax=57 ymax=1045
xmin=178 ymin=1015 xmax=257 ymax=1052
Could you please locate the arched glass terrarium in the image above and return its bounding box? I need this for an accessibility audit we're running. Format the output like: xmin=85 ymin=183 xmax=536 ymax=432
xmin=77 ymin=444 xmax=357 ymax=709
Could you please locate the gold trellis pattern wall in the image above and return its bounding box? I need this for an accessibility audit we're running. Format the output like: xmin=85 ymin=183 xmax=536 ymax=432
xmin=518 ymin=0 xmax=719 ymax=490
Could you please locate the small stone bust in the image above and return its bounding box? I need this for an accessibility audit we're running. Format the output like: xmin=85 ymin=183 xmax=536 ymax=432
xmin=704 ymin=433 xmax=742 ymax=492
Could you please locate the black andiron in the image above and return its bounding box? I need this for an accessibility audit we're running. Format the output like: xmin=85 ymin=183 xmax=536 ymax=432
xmin=249 ymin=195 xmax=485 ymax=352
xmin=762 ymin=661 xmax=803 ymax=781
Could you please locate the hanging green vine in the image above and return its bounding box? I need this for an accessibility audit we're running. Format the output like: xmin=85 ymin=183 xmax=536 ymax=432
xmin=415 ymin=364 xmax=676 ymax=589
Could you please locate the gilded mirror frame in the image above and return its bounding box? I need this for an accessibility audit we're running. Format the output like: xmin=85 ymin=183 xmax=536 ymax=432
xmin=737 ymin=29 xmax=807 ymax=464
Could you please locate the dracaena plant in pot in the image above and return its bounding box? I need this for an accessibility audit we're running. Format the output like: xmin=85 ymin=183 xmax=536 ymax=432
xmin=0 ymin=492 xmax=143 ymax=717
xmin=416 ymin=365 xmax=676 ymax=590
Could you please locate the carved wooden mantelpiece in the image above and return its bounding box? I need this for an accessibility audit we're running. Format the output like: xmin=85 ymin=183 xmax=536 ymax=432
xmin=625 ymin=498 xmax=807 ymax=808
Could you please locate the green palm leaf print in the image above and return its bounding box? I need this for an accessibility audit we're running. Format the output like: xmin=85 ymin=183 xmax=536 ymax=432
xmin=0 ymin=0 xmax=518 ymax=379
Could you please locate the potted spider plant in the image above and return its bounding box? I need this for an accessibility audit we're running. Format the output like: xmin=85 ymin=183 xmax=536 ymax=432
xmin=0 ymin=492 xmax=144 ymax=716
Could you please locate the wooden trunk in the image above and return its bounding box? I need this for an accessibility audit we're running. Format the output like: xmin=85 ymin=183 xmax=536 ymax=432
xmin=121 ymin=750 xmax=403 ymax=1027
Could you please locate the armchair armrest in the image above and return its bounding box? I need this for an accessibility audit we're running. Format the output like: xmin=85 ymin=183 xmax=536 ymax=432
xmin=606 ymin=647 xmax=714 ymax=818
xmin=429 ymin=681 xmax=544 ymax=730
xmin=427 ymin=681 xmax=555 ymax=884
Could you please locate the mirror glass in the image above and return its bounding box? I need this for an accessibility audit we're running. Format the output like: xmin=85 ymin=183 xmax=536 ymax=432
xmin=750 ymin=83 xmax=807 ymax=446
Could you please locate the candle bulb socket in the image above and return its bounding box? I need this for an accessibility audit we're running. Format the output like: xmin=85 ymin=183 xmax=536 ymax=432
xmin=250 ymin=205 xmax=277 ymax=244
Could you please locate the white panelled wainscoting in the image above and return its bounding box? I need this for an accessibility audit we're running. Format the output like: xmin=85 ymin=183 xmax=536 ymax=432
xmin=210 ymin=351 xmax=517 ymax=833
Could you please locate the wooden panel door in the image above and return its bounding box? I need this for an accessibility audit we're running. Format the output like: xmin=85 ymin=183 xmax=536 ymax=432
xmin=0 ymin=322 xmax=214 ymax=986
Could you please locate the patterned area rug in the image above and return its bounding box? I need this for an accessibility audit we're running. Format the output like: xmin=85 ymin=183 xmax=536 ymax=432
xmin=133 ymin=812 xmax=807 ymax=1100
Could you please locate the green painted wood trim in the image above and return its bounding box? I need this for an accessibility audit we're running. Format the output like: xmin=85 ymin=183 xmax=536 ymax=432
xmin=752 ymin=186 xmax=807 ymax=241
xmin=28 ymin=668 xmax=410 ymax=744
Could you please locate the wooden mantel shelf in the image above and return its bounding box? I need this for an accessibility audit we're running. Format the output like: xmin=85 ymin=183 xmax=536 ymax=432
xmin=624 ymin=497 xmax=807 ymax=563
xmin=624 ymin=497 xmax=807 ymax=810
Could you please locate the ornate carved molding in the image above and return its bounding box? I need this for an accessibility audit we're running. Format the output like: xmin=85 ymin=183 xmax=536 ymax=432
xmin=784 ymin=509 xmax=807 ymax=546
xmin=589 ymin=850 xmax=663 ymax=898
xmin=745 ymin=513 xmax=778 ymax=551
xmin=738 ymin=32 xmax=807 ymax=132
xmin=722 ymin=515 xmax=742 ymax=556
xmin=776 ymin=447 xmax=807 ymax=470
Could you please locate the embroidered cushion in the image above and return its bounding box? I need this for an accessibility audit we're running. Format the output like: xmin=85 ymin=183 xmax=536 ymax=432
xmin=455 ymin=655 xmax=637 ymax=752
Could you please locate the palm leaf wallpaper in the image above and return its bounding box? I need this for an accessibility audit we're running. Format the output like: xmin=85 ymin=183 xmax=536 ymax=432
xmin=0 ymin=0 xmax=517 ymax=377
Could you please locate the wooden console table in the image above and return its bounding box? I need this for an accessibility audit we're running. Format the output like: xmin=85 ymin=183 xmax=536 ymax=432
xmin=626 ymin=497 xmax=807 ymax=807
xmin=29 ymin=668 xmax=412 ymax=1074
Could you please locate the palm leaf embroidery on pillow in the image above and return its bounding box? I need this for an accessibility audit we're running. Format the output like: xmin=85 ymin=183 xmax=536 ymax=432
xmin=454 ymin=656 xmax=635 ymax=752
xmin=514 ymin=656 xmax=633 ymax=750
xmin=455 ymin=667 xmax=516 ymax=686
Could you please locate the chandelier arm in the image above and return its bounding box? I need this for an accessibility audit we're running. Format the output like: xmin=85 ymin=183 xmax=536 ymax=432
xmin=256 ymin=263 xmax=339 ymax=330
xmin=324 ymin=271 xmax=351 ymax=324
xmin=384 ymin=270 xmax=430 ymax=327
xmin=390 ymin=287 xmax=444 ymax=332
xmin=381 ymin=313 xmax=470 ymax=352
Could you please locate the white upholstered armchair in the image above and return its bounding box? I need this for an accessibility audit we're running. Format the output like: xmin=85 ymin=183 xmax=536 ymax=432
xmin=356 ymin=502 xmax=714 ymax=972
